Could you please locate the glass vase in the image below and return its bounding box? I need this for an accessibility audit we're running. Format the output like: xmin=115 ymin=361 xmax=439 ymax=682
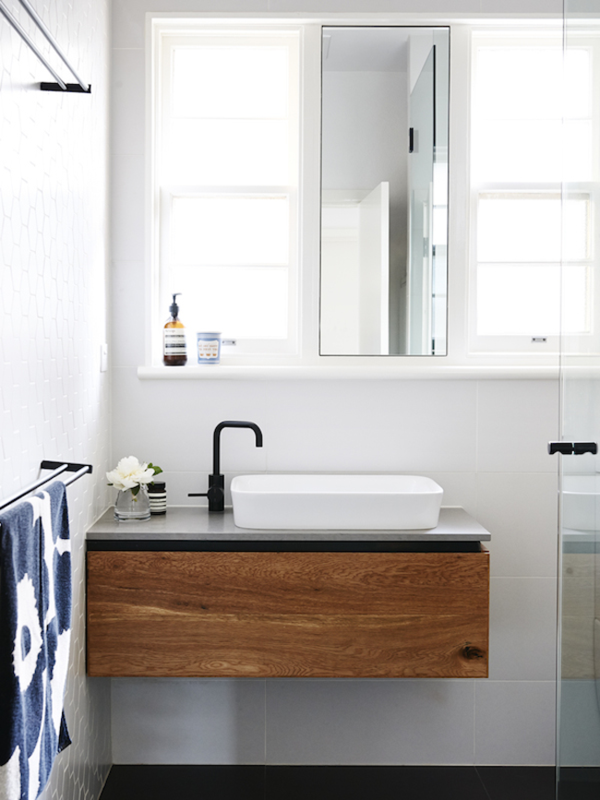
xmin=114 ymin=486 xmax=151 ymax=521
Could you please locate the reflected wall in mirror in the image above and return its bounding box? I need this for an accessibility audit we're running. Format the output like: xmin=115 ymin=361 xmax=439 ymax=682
xmin=320 ymin=27 xmax=449 ymax=356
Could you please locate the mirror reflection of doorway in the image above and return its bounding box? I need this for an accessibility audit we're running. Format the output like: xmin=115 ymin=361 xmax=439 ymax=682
xmin=320 ymin=26 xmax=449 ymax=357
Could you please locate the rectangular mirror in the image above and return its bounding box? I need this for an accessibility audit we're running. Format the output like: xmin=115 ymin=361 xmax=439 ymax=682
xmin=320 ymin=26 xmax=449 ymax=356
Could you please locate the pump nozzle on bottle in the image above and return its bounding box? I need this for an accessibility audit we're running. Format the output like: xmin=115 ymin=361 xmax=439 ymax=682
xmin=170 ymin=293 xmax=182 ymax=318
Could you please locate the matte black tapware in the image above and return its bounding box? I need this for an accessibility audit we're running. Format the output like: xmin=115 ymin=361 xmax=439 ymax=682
xmin=188 ymin=421 xmax=263 ymax=512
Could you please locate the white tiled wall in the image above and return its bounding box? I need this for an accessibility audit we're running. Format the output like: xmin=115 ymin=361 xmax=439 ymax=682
xmin=0 ymin=1 xmax=112 ymax=798
xmin=109 ymin=0 xmax=562 ymax=769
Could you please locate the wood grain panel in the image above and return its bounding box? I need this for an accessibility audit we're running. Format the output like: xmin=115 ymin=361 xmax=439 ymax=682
xmin=87 ymin=550 xmax=489 ymax=678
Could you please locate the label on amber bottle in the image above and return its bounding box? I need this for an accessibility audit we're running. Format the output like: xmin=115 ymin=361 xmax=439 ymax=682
xmin=163 ymin=329 xmax=187 ymax=356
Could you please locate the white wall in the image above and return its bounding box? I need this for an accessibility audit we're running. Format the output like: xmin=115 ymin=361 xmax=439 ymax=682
xmin=110 ymin=0 xmax=561 ymax=767
xmin=0 ymin=1 xmax=112 ymax=798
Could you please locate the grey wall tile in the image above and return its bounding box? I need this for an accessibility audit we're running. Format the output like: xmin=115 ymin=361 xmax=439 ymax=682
xmin=112 ymin=678 xmax=267 ymax=764
xmin=111 ymin=47 xmax=145 ymax=157
xmin=475 ymin=681 xmax=555 ymax=765
xmin=476 ymin=381 xmax=559 ymax=473
xmin=476 ymin=472 xmax=558 ymax=578
xmin=489 ymin=578 xmax=557 ymax=681
xmin=266 ymin=679 xmax=475 ymax=765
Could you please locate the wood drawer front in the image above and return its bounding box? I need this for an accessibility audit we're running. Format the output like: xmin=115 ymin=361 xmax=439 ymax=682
xmin=86 ymin=550 xmax=489 ymax=679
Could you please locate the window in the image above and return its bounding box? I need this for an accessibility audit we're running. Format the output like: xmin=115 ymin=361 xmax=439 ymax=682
xmin=146 ymin=19 xmax=599 ymax=375
xmin=153 ymin=27 xmax=301 ymax=360
xmin=469 ymin=32 xmax=596 ymax=354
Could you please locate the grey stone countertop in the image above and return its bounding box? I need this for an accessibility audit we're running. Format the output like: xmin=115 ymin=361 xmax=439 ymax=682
xmin=86 ymin=506 xmax=491 ymax=542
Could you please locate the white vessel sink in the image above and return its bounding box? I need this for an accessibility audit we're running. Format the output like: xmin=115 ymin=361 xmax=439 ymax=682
xmin=230 ymin=474 xmax=443 ymax=531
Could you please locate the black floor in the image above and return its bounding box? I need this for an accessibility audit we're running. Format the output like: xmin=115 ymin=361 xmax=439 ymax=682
xmin=558 ymin=768 xmax=600 ymax=800
xmin=99 ymin=765 xmax=561 ymax=800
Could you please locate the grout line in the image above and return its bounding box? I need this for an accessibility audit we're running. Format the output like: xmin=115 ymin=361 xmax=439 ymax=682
xmin=474 ymin=766 xmax=494 ymax=800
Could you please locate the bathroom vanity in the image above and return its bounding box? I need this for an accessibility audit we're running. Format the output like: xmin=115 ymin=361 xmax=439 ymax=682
xmin=86 ymin=507 xmax=490 ymax=679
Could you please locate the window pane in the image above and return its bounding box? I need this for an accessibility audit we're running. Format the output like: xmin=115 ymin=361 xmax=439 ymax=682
xmin=165 ymin=120 xmax=289 ymax=185
xmin=478 ymin=196 xmax=562 ymax=262
xmin=171 ymin=196 xmax=289 ymax=265
xmin=478 ymin=195 xmax=588 ymax=263
xmin=473 ymin=120 xmax=592 ymax=183
xmin=477 ymin=264 xmax=588 ymax=335
xmin=172 ymin=46 xmax=289 ymax=119
xmin=171 ymin=266 xmax=288 ymax=339
xmin=475 ymin=47 xmax=563 ymax=121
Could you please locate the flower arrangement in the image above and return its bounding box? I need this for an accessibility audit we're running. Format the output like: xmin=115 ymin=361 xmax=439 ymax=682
xmin=107 ymin=456 xmax=163 ymax=497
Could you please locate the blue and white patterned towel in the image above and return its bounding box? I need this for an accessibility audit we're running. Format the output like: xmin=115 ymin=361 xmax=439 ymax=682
xmin=0 ymin=481 xmax=72 ymax=800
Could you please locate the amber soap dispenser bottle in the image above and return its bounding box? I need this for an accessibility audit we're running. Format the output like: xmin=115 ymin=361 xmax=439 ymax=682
xmin=163 ymin=293 xmax=187 ymax=366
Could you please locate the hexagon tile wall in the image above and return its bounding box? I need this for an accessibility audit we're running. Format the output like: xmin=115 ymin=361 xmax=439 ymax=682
xmin=0 ymin=1 xmax=112 ymax=799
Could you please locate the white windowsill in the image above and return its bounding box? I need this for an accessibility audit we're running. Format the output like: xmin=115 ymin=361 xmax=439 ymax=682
xmin=137 ymin=364 xmax=565 ymax=380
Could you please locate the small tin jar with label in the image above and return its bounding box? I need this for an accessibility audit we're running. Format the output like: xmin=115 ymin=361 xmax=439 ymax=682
xmin=147 ymin=481 xmax=167 ymax=515
xmin=197 ymin=332 xmax=221 ymax=364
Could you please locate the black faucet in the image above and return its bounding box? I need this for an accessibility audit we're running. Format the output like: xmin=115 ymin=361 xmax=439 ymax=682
xmin=188 ymin=420 xmax=263 ymax=512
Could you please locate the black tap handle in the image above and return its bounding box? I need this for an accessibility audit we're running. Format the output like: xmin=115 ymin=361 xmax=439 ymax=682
xmin=189 ymin=475 xmax=225 ymax=511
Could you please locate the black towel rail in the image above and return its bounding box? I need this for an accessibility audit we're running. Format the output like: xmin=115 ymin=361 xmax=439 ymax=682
xmin=0 ymin=461 xmax=93 ymax=512
xmin=0 ymin=0 xmax=91 ymax=93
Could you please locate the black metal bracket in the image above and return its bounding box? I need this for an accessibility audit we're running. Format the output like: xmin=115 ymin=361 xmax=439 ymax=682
xmin=40 ymin=460 xmax=94 ymax=473
xmin=548 ymin=442 xmax=598 ymax=456
xmin=40 ymin=82 xmax=91 ymax=93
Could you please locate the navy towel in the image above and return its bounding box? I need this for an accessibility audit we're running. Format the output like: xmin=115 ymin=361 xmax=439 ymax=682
xmin=0 ymin=481 xmax=72 ymax=800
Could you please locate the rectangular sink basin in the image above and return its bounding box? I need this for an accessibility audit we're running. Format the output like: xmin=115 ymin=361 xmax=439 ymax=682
xmin=231 ymin=474 xmax=443 ymax=530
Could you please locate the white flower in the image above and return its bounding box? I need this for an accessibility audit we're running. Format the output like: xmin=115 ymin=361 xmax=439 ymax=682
xmin=106 ymin=456 xmax=156 ymax=492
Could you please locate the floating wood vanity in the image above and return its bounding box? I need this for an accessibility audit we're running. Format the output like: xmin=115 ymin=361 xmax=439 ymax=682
xmin=86 ymin=507 xmax=490 ymax=680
